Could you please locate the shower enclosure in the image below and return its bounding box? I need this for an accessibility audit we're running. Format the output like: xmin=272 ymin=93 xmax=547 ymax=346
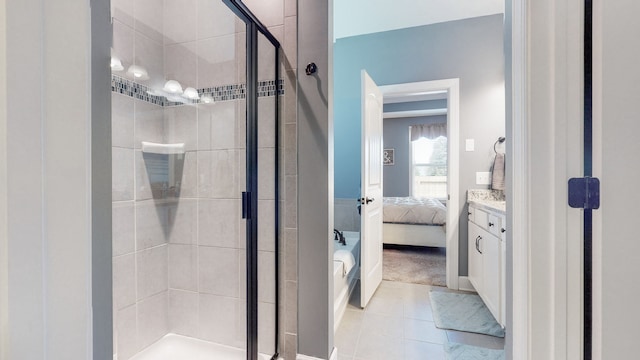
xmin=110 ymin=1 xmax=280 ymax=359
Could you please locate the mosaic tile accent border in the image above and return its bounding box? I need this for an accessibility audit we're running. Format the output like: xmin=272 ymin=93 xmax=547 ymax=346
xmin=112 ymin=75 xmax=284 ymax=107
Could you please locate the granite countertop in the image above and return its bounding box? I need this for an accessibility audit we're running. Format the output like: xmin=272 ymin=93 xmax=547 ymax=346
xmin=467 ymin=189 xmax=506 ymax=214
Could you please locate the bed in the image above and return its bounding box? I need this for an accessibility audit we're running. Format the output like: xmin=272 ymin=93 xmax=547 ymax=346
xmin=382 ymin=197 xmax=447 ymax=247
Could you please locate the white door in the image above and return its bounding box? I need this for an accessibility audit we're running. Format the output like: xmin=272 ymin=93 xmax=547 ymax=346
xmin=360 ymin=70 xmax=384 ymax=308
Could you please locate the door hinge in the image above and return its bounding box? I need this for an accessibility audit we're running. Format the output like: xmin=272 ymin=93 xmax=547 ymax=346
xmin=568 ymin=177 xmax=600 ymax=210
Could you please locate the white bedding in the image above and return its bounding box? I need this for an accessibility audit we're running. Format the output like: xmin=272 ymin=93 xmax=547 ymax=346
xmin=383 ymin=197 xmax=446 ymax=225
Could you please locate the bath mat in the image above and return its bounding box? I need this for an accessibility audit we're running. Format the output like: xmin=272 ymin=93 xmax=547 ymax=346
xmin=430 ymin=291 xmax=505 ymax=337
xmin=383 ymin=245 xmax=446 ymax=287
xmin=445 ymin=342 xmax=505 ymax=360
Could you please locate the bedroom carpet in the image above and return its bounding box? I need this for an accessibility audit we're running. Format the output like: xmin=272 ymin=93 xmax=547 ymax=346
xmin=444 ymin=342 xmax=505 ymax=360
xmin=430 ymin=291 xmax=505 ymax=338
xmin=382 ymin=244 xmax=446 ymax=287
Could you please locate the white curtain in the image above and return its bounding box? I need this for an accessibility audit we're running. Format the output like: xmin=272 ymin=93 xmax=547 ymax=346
xmin=410 ymin=123 xmax=447 ymax=141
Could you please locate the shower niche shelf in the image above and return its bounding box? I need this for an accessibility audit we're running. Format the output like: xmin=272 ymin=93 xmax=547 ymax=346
xmin=141 ymin=141 xmax=186 ymax=198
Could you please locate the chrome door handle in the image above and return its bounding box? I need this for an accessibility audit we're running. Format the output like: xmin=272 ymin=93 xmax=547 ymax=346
xmin=476 ymin=235 xmax=483 ymax=254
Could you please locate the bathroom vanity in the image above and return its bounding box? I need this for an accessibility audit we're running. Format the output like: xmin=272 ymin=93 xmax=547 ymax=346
xmin=467 ymin=191 xmax=506 ymax=327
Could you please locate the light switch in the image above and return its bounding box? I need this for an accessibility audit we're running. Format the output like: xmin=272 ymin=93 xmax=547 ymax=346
xmin=465 ymin=139 xmax=475 ymax=151
xmin=476 ymin=172 xmax=491 ymax=185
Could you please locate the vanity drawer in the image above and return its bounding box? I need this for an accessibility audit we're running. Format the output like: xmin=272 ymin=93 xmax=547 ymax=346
xmin=475 ymin=209 xmax=489 ymax=230
xmin=488 ymin=213 xmax=501 ymax=236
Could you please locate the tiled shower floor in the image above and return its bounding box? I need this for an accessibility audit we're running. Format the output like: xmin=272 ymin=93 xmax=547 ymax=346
xmin=335 ymin=280 xmax=505 ymax=360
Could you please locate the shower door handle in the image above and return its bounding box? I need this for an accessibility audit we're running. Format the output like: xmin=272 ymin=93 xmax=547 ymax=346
xmin=242 ymin=192 xmax=251 ymax=219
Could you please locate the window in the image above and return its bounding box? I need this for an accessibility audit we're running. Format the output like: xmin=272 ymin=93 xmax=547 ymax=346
xmin=411 ymin=136 xmax=447 ymax=199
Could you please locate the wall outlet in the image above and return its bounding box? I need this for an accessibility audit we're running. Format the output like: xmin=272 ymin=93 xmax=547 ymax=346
xmin=476 ymin=171 xmax=491 ymax=185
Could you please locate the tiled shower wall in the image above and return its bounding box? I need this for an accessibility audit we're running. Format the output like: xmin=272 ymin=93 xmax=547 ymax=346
xmin=111 ymin=0 xmax=297 ymax=359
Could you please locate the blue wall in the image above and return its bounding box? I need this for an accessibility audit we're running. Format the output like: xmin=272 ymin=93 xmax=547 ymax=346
xmin=334 ymin=14 xmax=505 ymax=199
xmin=333 ymin=14 xmax=505 ymax=275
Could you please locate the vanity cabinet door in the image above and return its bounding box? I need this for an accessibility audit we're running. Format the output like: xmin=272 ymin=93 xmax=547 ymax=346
xmin=482 ymin=230 xmax=501 ymax=322
xmin=468 ymin=221 xmax=483 ymax=293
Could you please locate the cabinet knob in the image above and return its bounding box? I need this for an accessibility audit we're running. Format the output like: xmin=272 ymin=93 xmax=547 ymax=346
xmin=488 ymin=222 xmax=494 ymax=227
xmin=501 ymin=228 xmax=506 ymax=233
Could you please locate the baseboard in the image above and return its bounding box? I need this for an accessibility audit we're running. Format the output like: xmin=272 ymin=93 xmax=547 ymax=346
xmin=297 ymin=347 xmax=337 ymax=360
xmin=458 ymin=276 xmax=476 ymax=292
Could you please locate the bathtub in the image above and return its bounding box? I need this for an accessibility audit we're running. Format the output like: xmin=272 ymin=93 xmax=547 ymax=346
xmin=333 ymin=231 xmax=360 ymax=331
xmin=127 ymin=334 xmax=275 ymax=360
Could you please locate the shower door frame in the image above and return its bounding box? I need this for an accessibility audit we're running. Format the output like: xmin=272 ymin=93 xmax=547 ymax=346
xmin=223 ymin=1 xmax=281 ymax=360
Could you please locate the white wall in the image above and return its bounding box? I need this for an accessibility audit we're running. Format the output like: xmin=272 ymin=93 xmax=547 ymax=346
xmin=593 ymin=0 xmax=640 ymax=358
xmin=0 ymin=0 xmax=8 ymax=359
xmin=5 ymin=0 xmax=93 ymax=358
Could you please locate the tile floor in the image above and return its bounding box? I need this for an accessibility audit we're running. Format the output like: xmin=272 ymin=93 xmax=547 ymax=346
xmin=335 ymin=280 xmax=504 ymax=360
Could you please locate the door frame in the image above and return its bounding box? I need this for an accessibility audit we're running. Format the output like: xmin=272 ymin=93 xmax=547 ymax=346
xmin=379 ymin=78 xmax=460 ymax=290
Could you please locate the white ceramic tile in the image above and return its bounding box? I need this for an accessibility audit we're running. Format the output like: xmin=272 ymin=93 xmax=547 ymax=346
xmin=115 ymin=305 xmax=138 ymax=360
xmin=258 ymin=251 xmax=276 ymax=303
xmin=135 ymin=200 xmax=168 ymax=250
xmin=137 ymin=245 xmax=168 ymax=300
xmin=197 ymin=0 xmax=236 ymax=39
xmin=197 ymin=150 xmax=245 ymax=199
xmin=163 ymin=0 xmax=197 ymax=45
xmin=354 ymin=332 xmax=404 ymax=360
xmin=284 ymin=280 xmax=297 ymax=333
xmin=360 ymin=312 xmax=404 ymax=340
xmin=258 ymin=149 xmax=276 ymax=200
xmin=197 ymin=35 xmax=238 ymax=88
xmin=134 ymin=150 xmax=152 ymax=200
xmin=163 ymin=104 xmax=198 ymax=151
xmin=403 ymin=296 xmax=434 ymax=321
xmin=199 ymin=246 xmax=239 ymax=297
xmin=242 ymin=0 xmax=284 ymax=27
xmin=258 ymin=301 xmax=276 ymax=355
xmin=284 ymin=123 xmax=297 ymax=175
xmin=166 ymin=199 xmax=197 ymax=244
xmin=112 ymin=92 xmax=135 ymax=149
xmin=168 ymin=289 xmax=198 ymax=337
xmin=257 ymin=27 xmax=281 ymax=82
xmin=283 ymin=16 xmax=297 ymax=70
xmin=112 ymin=0 xmax=134 ymax=27
xmin=197 ymin=199 xmax=244 ymax=248
xmin=364 ymin=291 xmax=404 ymax=317
xmin=179 ymin=151 xmax=198 ymax=198
xmin=134 ymin=0 xmax=164 ymax=44
xmin=113 ymin=254 xmax=136 ymax=310
xmin=134 ymin=99 xmax=164 ymax=150
xmin=238 ymin=249 xmax=247 ymax=300
xmin=169 ymin=244 xmax=198 ymax=291
xmin=257 ymin=200 xmax=276 ymax=251
xmin=284 ymin=70 xmax=297 ymax=124
xmin=404 ymin=340 xmax=446 ymax=360
xmin=113 ymin=19 xmax=135 ymax=74
xmin=335 ymin=318 xmax=361 ymax=358
xmin=137 ymin=291 xmax=169 ymax=349
xmin=284 ymin=228 xmax=297 ymax=281
xmin=403 ymin=318 xmax=447 ymax=344
xmin=134 ymin=31 xmax=164 ymax=90
xmin=112 ymin=147 xmax=135 ymax=201
xmin=284 ymin=0 xmax=296 ymax=17
xmin=197 ymin=100 xmax=241 ymax=151
xmin=284 ymin=175 xmax=296 ymax=228
xmin=164 ymin=42 xmax=198 ymax=90
xmin=113 ymin=201 xmax=135 ymax=256
xmin=284 ymin=333 xmax=297 ymax=360
xmin=198 ymin=294 xmax=245 ymax=348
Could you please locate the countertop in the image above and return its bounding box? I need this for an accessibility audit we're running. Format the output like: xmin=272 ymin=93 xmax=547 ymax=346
xmin=468 ymin=199 xmax=506 ymax=215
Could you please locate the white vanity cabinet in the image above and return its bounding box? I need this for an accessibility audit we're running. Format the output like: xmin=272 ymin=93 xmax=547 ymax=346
xmin=468 ymin=202 xmax=506 ymax=327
